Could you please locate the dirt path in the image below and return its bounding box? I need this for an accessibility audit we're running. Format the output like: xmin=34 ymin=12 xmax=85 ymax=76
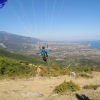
xmin=0 ymin=72 xmax=100 ymax=100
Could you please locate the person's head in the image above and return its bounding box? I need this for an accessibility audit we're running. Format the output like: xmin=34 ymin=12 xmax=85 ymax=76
xmin=42 ymin=46 xmax=45 ymax=49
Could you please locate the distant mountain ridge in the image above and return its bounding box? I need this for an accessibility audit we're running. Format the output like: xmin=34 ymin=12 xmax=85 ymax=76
xmin=0 ymin=31 xmax=42 ymax=53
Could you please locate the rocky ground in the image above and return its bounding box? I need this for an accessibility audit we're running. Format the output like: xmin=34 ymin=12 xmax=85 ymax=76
xmin=0 ymin=71 xmax=100 ymax=100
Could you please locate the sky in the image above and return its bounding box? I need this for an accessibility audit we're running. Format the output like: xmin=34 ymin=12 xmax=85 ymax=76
xmin=0 ymin=0 xmax=100 ymax=41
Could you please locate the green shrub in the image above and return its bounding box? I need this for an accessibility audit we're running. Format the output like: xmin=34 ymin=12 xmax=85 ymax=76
xmin=38 ymin=66 xmax=61 ymax=77
xmin=73 ymin=66 xmax=93 ymax=73
xmin=79 ymin=73 xmax=93 ymax=78
xmin=83 ymin=84 xmax=100 ymax=90
xmin=53 ymin=80 xmax=80 ymax=94
xmin=0 ymin=56 xmax=37 ymax=78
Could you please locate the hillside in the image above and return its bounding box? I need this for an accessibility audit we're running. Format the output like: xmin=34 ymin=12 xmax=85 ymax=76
xmin=0 ymin=45 xmax=100 ymax=100
xmin=0 ymin=31 xmax=41 ymax=52
xmin=0 ymin=49 xmax=100 ymax=100
xmin=0 ymin=49 xmax=100 ymax=78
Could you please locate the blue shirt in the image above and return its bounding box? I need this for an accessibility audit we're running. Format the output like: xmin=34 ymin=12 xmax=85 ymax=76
xmin=36 ymin=49 xmax=51 ymax=54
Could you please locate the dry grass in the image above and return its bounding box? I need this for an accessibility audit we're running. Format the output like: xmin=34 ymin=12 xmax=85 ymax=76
xmin=0 ymin=72 xmax=100 ymax=100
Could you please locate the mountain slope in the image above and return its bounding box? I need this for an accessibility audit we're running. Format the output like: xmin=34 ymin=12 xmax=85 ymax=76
xmin=0 ymin=49 xmax=45 ymax=64
xmin=0 ymin=31 xmax=41 ymax=52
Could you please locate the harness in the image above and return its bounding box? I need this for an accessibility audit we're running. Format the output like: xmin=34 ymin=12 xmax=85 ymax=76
xmin=41 ymin=49 xmax=48 ymax=62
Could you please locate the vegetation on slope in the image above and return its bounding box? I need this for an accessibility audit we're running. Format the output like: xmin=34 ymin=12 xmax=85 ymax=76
xmin=0 ymin=56 xmax=37 ymax=79
xmin=0 ymin=49 xmax=100 ymax=79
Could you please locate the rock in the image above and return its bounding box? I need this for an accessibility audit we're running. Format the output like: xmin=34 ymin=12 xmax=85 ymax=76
xmin=20 ymin=91 xmax=43 ymax=97
xmin=93 ymin=87 xmax=100 ymax=100
xmin=70 ymin=72 xmax=76 ymax=77
xmin=94 ymin=87 xmax=100 ymax=93
xmin=51 ymin=93 xmax=58 ymax=97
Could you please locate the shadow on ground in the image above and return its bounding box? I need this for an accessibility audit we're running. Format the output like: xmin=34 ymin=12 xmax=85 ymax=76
xmin=76 ymin=94 xmax=91 ymax=100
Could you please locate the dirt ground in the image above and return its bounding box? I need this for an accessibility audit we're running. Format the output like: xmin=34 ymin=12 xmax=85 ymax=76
xmin=0 ymin=72 xmax=100 ymax=100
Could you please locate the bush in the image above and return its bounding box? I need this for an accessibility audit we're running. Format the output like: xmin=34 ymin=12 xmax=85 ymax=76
xmin=73 ymin=66 xmax=93 ymax=73
xmin=0 ymin=56 xmax=37 ymax=78
xmin=53 ymin=80 xmax=80 ymax=94
xmin=83 ymin=84 xmax=100 ymax=90
xmin=39 ymin=66 xmax=61 ymax=77
xmin=79 ymin=73 xmax=93 ymax=78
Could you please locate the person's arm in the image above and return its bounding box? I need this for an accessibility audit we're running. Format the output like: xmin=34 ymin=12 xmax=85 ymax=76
xmin=36 ymin=50 xmax=42 ymax=54
xmin=45 ymin=49 xmax=51 ymax=53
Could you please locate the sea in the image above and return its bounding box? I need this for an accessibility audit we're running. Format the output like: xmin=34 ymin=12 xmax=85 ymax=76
xmin=82 ymin=40 xmax=100 ymax=48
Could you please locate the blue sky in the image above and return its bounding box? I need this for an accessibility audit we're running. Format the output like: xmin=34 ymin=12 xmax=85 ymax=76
xmin=0 ymin=0 xmax=100 ymax=41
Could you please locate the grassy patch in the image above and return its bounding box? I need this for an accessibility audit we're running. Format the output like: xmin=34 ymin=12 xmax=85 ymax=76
xmin=0 ymin=56 xmax=37 ymax=79
xmin=79 ymin=73 xmax=93 ymax=78
xmin=83 ymin=84 xmax=100 ymax=90
xmin=38 ymin=66 xmax=70 ymax=77
xmin=53 ymin=80 xmax=80 ymax=94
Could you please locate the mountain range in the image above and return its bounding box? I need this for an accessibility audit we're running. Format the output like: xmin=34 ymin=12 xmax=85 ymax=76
xmin=0 ymin=31 xmax=41 ymax=53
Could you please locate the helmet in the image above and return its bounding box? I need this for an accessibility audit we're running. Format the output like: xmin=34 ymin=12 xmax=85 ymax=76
xmin=42 ymin=46 xmax=45 ymax=49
